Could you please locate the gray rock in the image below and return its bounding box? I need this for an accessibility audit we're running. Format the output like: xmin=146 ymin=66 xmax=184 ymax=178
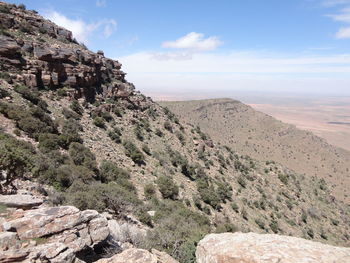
xmin=0 ymin=194 xmax=43 ymax=209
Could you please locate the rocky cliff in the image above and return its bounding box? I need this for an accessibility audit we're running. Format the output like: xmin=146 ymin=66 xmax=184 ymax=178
xmin=0 ymin=1 xmax=150 ymax=109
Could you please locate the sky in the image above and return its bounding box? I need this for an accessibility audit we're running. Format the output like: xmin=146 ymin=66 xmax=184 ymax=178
xmin=7 ymin=0 xmax=350 ymax=99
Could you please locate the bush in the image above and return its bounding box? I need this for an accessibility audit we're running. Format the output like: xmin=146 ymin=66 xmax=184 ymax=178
xmin=0 ymin=87 xmax=10 ymax=98
xmin=144 ymin=183 xmax=156 ymax=200
xmin=70 ymin=100 xmax=83 ymax=115
xmin=142 ymin=144 xmax=151 ymax=155
xmin=108 ymin=127 xmax=122 ymax=143
xmin=0 ymin=5 xmax=10 ymax=13
xmin=65 ymin=181 xmax=141 ymax=214
xmin=157 ymin=176 xmax=179 ymax=200
xmin=0 ymin=132 xmax=35 ymax=193
xmin=237 ymin=176 xmax=247 ymax=188
xmin=269 ymin=219 xmax=279 ymax=233
xmin=144 ymin=199 xmax=209 ymax=262
xmin=59 ymin=119 xmax=83 ymax=148
xmin=99 ymin=160 xmax=135 ymax=191
xmin=278 ymin=173 xmax=289 ymax=185
xmin=14 ymin=85 xmax=44 ymax=106
xmin=164 ymin=121 xmax=173 ymax=132
xmin=134 ymin=125 xmax=144 ymax=141
xmin=255 ymin=218 xmax=265 ymax=230
xmin=68 ymin=142 xmax=97 ymax=172
xmin=155 ymin=128 xmax=163 ymax=137
xmin=196 ymin=179 xmax=221 ymax=210
xmin=38 ymin=133 xmax=60 ymax=153
xmin=176 ymin=131 xmax=185 ymax=145
xmin=62 ymin=108 xmax=81 ymax=120
xmin=231 ymin=202 xmax=239 ymax=213
xmin=123 ymin=140 xmax=145 ymax=165
xmin=93 ymin=117 xmax=105 ymax=128
xmin=18 ymin=4 xmax=26 ymax=10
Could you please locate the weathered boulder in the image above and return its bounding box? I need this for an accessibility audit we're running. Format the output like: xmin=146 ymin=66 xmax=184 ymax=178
xmin=151 ymin=248 xmax=179 ymax=263
xmin=0 ymin=231 xmax=20 ymax=250
xmin=0 ymin=194 xmax=43 ymax=209
xmin=0 ymin=205 xmax=110 ymax=262
xmin=96 ymin=248 xmax=157 ymax=263
xmin=196 ymin=232 xmax=350 ymax=263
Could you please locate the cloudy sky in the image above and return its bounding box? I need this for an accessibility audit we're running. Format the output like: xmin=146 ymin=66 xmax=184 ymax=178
xmin=8 ymin=0 xmax=350 ymax=99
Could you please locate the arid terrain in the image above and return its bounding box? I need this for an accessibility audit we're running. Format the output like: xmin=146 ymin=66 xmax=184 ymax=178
xmin=161 ymin=98 xmax=350 ymax=203
xmin=249 ymin=97 xmax=350 ymax=152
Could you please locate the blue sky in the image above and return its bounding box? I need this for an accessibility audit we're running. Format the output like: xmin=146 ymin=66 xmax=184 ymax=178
xmin=7 ymin=0 xmax=350 ymax=99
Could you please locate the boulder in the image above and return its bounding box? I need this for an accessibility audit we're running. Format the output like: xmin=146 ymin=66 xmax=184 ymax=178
xmin=151 ymin=249 xmax=179 ymax=263
xmin=196 ymin=232 xmax=350 ymax=263
xmin=0 ymin=194 xmax=43 ymax=209
xmin=96 ymin=248 xmax=157 ymax=263
xmin=0 ymin=231 xmax=20 ymax=250
xmin=2 ymin=206 xmax=101 ymax=239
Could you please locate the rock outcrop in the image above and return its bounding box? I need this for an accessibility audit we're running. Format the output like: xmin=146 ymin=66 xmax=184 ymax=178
xmin=0 ymin=1 xmax=151 ymax=109
xmin=0 ymin=205 xmax=110 ymax=262
xmin=196 ymin=232 xmax=350 ymax=263
xmin=0 ymin=194 xmax=43 ymax=209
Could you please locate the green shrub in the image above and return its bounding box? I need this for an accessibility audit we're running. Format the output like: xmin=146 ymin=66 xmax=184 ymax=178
xmin=123 ymin=140 xmax=145 ymax=165
xmin=69 ymin=100 xmax=83 ymax=115
xmin=157 ymin=176 xmax=179 ymax=200
xmin=269 ymin=219 xmax=279 ymax=233
xmin=93 ymin=117 xmax=105 ymax=128
xmin=108 ymin=127 xmax=122 ymax=143
xmin=216 ymin=181 xmax=232 ymax=202
xmin=62 ymin=107 xmax=81 ymax=120
xmin=0 ymin=5 xmax=10 ymax=13
xmin=68 ymin=142 xmax=97 ymax=172
xmin=142 ymin=144 xmax=151 ymax=155
xmin=65 ymin=181 xmax=141 ymax=214
xmin=155 ymin=128 xmax=163 ymax=137
xmin=164 ymin=121 xmax=173 ymax=132
xmin=99 ymin=160 xmax=134 ymax=191
xmin=144 ymin=199 xmax=209 ymax=263
xmin=0 ymin=87 xmax=10 ymax=98
xmin=196 ymin=179 xmax=221 ymax=209
xmin=0 ymin=132 xmax=35 ymax=192
xmin=278 ymin=173 xmax=289 ymax=185
xmin=237 ymin=176 xmax=247 ymax=188
xmin=176 ymin=131 xmax=185 ymax=145
xmin=231 ymin=202 xmax=239 ymax=213
xmin=215 ymin=223 xmax=237 ymax=233
xmin=38 ymin=133 xmax=60 ymax=153
xmin=14 ymin=85 xmax=47 ymax=109
xmin=144 ymin=183 xmax=156 ymax=199
xmin=134 ymin=125 xmax=144 ymax=141
xmin=255 ymin=218 xmax=265 ymax=230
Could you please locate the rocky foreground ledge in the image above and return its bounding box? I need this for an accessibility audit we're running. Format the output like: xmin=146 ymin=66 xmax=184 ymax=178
xmin=1 ymin=199 xmax=350 ymax=263
xmin=0 ymin=200 xmax=178 ymax=263
xmin=196 ymin=232 xmax=350 ymax=263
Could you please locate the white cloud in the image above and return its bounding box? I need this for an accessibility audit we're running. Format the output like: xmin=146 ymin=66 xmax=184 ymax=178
xmin=325 ymin=4 xmax=350 ymax=38
xmin=117 ymin=50 xmax=350 ymax=97
xmin=96 ymin=0 xmax=107 ymax=7
xmin=335 ymin=26 xmax=350 ymax=38
xmin=43 ymin=10 xmax=117 ymax=43
xmin=322 ymin=0 xmax=350 ymax=7
xmin=161 ymin=32 xmax=222 ymax=52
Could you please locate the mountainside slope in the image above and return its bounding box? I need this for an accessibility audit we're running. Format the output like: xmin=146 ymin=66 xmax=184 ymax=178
xmin=0 ymin=2 xmax=349 ymax=262
xmin=160 ymin=98 xmax=350 ymax=203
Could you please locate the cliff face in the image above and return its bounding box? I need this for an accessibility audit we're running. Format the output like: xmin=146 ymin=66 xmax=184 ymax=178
xmin=0 ymin=1 xmax=150 ymax=108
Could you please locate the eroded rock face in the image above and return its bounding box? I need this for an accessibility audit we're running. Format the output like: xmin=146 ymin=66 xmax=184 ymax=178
xmin=196 ymin=232 xmax=350 ymax=263
xmin=0 ymin=2 xmax=152 ymax=110
xmin=0 ymin=206 xmax=110 ymax=263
